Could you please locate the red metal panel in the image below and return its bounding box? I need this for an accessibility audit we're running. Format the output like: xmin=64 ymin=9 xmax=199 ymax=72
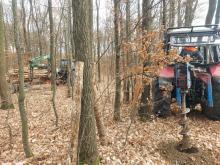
xmin=159 ymin=66 xmax=174 ymax=78
xmin=210 ymin=63 xmax=220 ymax=77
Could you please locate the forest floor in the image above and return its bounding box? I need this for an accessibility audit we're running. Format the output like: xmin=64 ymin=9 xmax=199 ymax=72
xmin=0 ymin=83 xmax=220 ymax=164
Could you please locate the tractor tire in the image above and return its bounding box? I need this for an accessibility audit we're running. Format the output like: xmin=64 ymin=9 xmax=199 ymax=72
xmin=152 ymin=78 xmax=171 ymax=118
xmin=202 ymin=78 xmax=220 ymax=120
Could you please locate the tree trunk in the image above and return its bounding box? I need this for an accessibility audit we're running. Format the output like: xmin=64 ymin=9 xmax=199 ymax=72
xmin=124 ymin=0 xmax=131 ymax=103
xmin=96 ymin=0 xmax=101 ymax=83
xmin=138 ymin=0 xmax=141 ymax=22
xmin=184 ymin=0 xmax=198 ymax=26
xmin=69 ymin=62 xmax=83 ymax=163
xmin=184 ymin=0 xmax=192 ymax=26
xmin=206 ymin=0 xmax=217 ymax=25
xmin=177 ymin=0 xmax=182 ymax=27
xmin=142 ymin=0 xmax=152 ymax=31
xmin=215 ymin=0 xmax=220 ymax=24
xmin=113 ymin=0 xmax=121 ymax=121
xmin=48 ymin=0 xmax=58 ymax=127
xmin=0 ymin=2 xmax=14 ymax=110
xmin=27 ymin=13 xmax=32 ymax=54
xmin=21 ymin=0 xmax=28 ymax=52
xmin=3 ymin=17 xmax=9 ymax=72
xmin=169 ymin=0 xmax=175 ymax=27
xmin=72 ymin=0 xmax=99 ymax=164
xmin=140 ymin=0 xmax=151 ymax=120
xmin=94 ymin=87 xmax=106 ymax=145
xmin=12 ymin=0 xmax=33 ymax=158
xmin=68 ymin=0 xmax=75 ymax=99
xmin=29 ymin=0 xmax=43 ymax=56
xmin=64 ymin=28 xmax=71 ymax=98
xmin=162 ymin=0 xmax=166 ymax=28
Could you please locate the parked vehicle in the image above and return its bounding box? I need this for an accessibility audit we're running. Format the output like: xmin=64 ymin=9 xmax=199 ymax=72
xmin=153 ymin=25 xmax=220 ymax=120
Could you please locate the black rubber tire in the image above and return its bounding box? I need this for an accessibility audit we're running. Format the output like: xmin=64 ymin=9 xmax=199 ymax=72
xmin=202 ymin=78 xmax=220 ymax=120
xmin=152 ymin=79 xmax=171 ymax=118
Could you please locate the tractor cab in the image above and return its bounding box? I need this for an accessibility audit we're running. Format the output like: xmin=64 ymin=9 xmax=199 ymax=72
xmin=57 ymin=59 xmax=75 ymax=83
xmin=165 ymin=25 xmax=220 ymax=64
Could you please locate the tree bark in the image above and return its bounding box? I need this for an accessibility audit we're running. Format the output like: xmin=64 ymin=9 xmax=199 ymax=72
xmin=12 ymin=0 xmax=33 ymax=158
xmin=94 ymin=87 xmax=106 ymax=145
xmin=142 ymin=0 xmax=152 ymax=31
xmin=72 ymin=0 xmax=99 ymax=164
xmin=69 ymin=62 xmax=83 ymax=163
xmin=21 ymin=0 xmax=28 ymax=52
xmin=68 ymin=0 xmax=75 ymax=99
xmin=206 ymin=0 xmax=217 ymax=25
xmin=184 ymin=0 xmax=198 ymax=26
xmin=138 ymin=0 xmax=141 ymax=22
xmin=113 ymin=0 xmax=121 ymax=121
xmin=0 ymin=2 xmax=14 ymax=110
xmin=96 ymin=0 xmax=101 ymax=83
xmin=64 ymin=27 xmax=72 ymax=98
xmin=29 ymin=0 xmax=43 ymax=56
xmin=124 ymin=0 xmax=131 ymax=103
xmin=177 ymin=0 xmax=182 ymax=27
xmin=48 ymin=0 xmax=58 ymax=127
xmin=169 ymin=0 xmax=175 ymax=27
xmin=140 ymin=0 xmax=151 ymax=120
xmin=162 ymin=0 xmax=166 ymax=28
xmin=215 ymin=0 xmax=220 ymax=24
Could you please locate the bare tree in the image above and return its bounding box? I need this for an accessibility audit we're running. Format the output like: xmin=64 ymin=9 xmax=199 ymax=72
xmin=124 ymin=0 xmax=131 ymax=103
xmin=72 ymin=0 xmax=99 ymax=164
xmin=48 ymin=0 xmax=58 ymax=127
xmin=96 ymin=0 xmax=101 ymax=82
xmin=94 ymin=87 xmax=106 ymax=145
xmin=169 ymin=0 xmax=175 ymax=27
xmin=142 ymin=0 xmax=152 ymax=31
xmin=177 ymin=0 xmax=183 ymax=27
xmin=184 ymin=0 xmax=198 ymax=26
xmin=0 ymin=2 xmax=14 ymax=110
xmin=215 ymin=0 xmax=220 ymax=24
xmin=12 ymin=0 xmax=33 ymax=158
xmin=205 ymin=0 xmax=217 ymax=25
xmin=139 ymin=0 xmax=152 ymax=120
xmin=114 ymin=0 xmax=121 ymax=121
xmin=29 ymin=0 xmax=47 ymax=56
xmin=138 ymin=0 xmax=141 ymax=22
xmin=21 ymin=0 xmax=29 ymax=52
xmin=162 ymin=0 xmax=166 ymax=27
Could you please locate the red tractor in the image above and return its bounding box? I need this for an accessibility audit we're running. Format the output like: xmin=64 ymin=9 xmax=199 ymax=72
xmin=141 ymin=25 xmax=220 ymax=120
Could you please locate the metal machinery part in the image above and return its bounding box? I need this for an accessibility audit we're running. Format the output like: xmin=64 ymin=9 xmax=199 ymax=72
xmin=162 ymin=25 xmax=220 ymax=152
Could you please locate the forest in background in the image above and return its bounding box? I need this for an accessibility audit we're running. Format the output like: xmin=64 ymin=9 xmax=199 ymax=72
xmin=0 ymin=0 xmax=220 ymax=164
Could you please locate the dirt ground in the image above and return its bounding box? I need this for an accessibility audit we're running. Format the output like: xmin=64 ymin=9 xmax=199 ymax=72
xmin=0 ymin=84 xmax=219 ymax=164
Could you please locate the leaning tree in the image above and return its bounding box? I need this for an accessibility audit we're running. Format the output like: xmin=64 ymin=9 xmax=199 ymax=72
xmin=12 ymin=0 xmax=33 ymax=158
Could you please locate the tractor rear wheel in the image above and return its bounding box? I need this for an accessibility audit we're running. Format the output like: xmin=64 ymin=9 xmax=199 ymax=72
xmin=152 ymin=79 xmax=171 ymax=117
xmin=202 ymin=78 xmax=220 ymax=120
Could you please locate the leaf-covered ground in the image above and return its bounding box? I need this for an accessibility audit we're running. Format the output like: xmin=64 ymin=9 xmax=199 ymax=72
xmin=0 ymin=84 xmax=219 ymax=164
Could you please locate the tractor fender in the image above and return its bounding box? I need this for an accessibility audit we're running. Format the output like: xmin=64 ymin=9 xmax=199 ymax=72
xmin=209 ymin=63 xmax=220 ymax=78
xmin=209 ymin=63 xmax=220 ymax=85
xmin=158 ymin=66 xmax=174 ymax=88
xmin=195 ymin=63 xmax=220 ymax=85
